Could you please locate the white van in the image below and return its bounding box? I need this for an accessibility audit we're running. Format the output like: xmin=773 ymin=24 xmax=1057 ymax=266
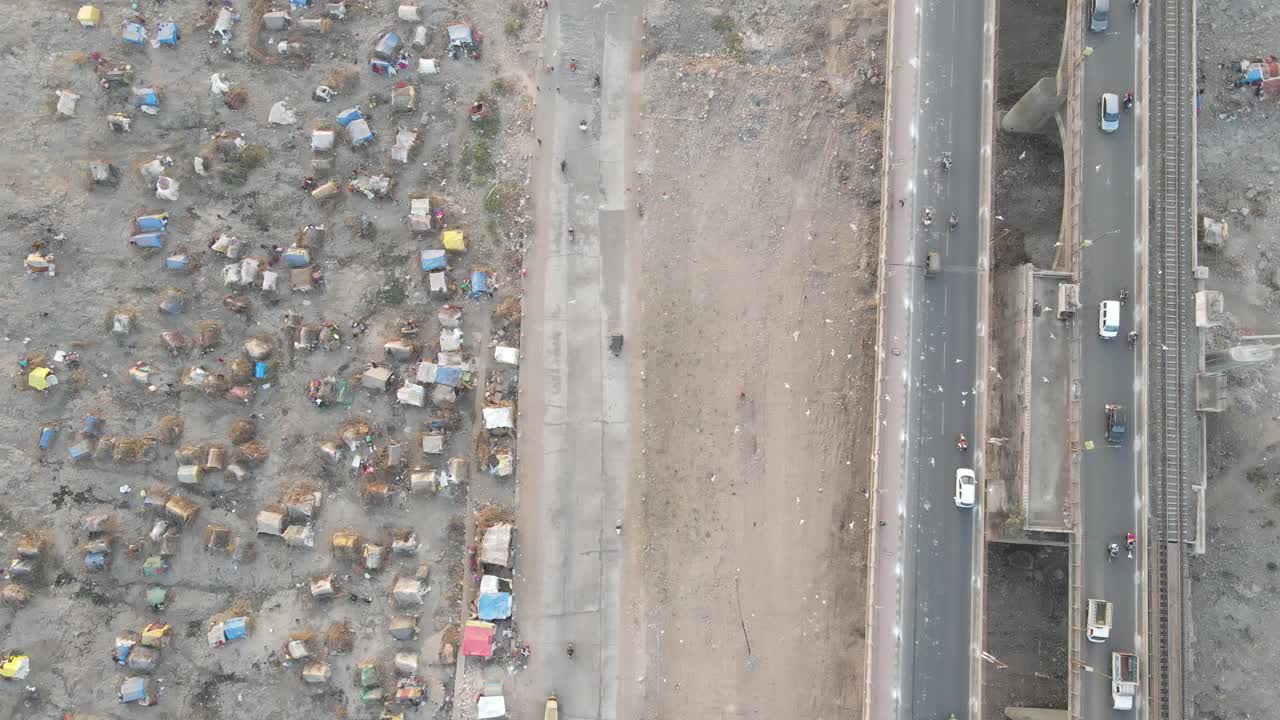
xmin=1098 ymin=300 xmax=1120 ymax=339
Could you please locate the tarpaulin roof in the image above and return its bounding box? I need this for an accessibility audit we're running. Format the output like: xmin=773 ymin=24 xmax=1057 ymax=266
xmin=483 ymin=406 xmax=514 ymax=430
xmin=27 ymin=367 xmax=53 ymax=390
xmin=447 ymin=24 xmax=475 ymax=44
xmin=442 ymin=229 xmax=465 ymax=251
xmin=435 ymin=365 xmax=465 ymax=388
xmin=477 ymin=695 xmax=507 ymax=719
xmin=479 ymin=523 xmax=513 ymax=566
xmin=461 ymin=620 xmax=495 ymax=657
xmin=477 ymin=592 xmax=512 ymax=620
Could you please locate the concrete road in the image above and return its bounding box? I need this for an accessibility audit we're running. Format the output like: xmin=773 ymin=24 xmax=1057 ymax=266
xmin=868 ymin=0 xmax=985 ymax=716
xmin=512 ymin=1 xmax=638 ymax=719
xmin=901 ymin=0 xmax=986 ymax=717
xmin=1077 ymin=4 xmax=1143 ymax=718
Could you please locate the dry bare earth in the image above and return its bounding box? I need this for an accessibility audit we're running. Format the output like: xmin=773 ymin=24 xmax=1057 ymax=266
xmin=617 ymin=1 xmax=884 ymax=718
xmin=1193 ymin=1 xmax=1280 ymax=717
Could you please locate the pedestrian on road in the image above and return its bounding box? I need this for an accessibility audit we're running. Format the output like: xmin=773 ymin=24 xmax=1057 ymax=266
xmin=569 ymin=58 xmax=578 ymax=72
xmin=537 ymin=138 xmax=542 ymax=146
xmin=898 ymin=199 xmax=904 ymax=207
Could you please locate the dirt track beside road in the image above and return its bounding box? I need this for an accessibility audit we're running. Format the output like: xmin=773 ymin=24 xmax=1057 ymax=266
xmin=616 ymin=2 xmax=884 ymax=716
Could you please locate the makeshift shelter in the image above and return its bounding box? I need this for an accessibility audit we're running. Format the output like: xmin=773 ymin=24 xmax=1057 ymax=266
xmin=442 ymin=230 xmax=465 ymax=252
xmin=420 ymin=249 xmax=447 ymax=272
xmin=155 ymin=22 xmax=180 ymax=46
xmin=477 ymin=592 xmax=512 ymax=620
xmin=482 ymin=406 xmax=514 ymax=431
xmin=78 ymin=6 xmax=101 ymax=27
xmin=494 ymin=346 xmax=520 ymax=366
xmin=477 ymin=696 xmax=507 ymax=720
xmin=461 ymin=620 xmax=495 ymax=657
xmin=478 ymin=523 xmax=513 ymax=567
xmin=27 ymin=367 xmax=55 ymax=390
xmin=122 ymin=21 xmax=147 ymax=45
xmin=118 ymin=676 xmax=153 ymax=705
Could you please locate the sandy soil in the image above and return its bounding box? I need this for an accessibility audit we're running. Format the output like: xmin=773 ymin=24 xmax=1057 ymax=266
xmin=0 ymin=1 xmax=536 ymax=717
xmin=615 ymin=1 xmax=884 ymax=717
xmin=1191 ymin=0 xmax=1280 ymax=716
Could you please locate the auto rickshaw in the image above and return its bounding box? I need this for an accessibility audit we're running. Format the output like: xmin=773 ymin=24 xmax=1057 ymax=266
xmin=545 ymin=694 xmax=559 ymax=720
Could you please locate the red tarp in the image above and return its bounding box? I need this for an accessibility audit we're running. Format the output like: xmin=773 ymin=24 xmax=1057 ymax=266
xmin=461 ymin=620 xmax=495 ymax=657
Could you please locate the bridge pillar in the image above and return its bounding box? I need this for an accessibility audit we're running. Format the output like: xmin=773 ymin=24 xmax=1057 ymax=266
xmin=1001 ymin=77 xmax=1063 ymax=135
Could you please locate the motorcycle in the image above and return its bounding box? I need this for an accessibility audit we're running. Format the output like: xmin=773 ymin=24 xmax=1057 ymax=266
xmin=957 ymin=433 xmax=968 ymax=452
xmin=1123 ymin=93 xmax=1134 ymax=110
xmin=1125 ymin=532 xmax=1136 ymax=559
xmin=922 ymin=208 xmax=934 ymax=227
xmin=1128 ymin=331 xmax=1138 ymax=349
xmin=1119 ymin=287 xmax=1129 ymax=305
xmin=948 ymin=214 xmax=958 ymax=230
xmin=566 ymin=642 xmax=575 ymax=659
xmin=1107 ymin=543 xmax=1119 ymax=562
xmin=940 ymin=152 xmax=952 ymax=172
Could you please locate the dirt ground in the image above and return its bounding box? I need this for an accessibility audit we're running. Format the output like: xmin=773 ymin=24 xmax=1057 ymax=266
xmin=615 ymin=1 xmax=884 ymax=718
xmin=0 ymin=1 xmax=538 ymax=717
xmin=982 ymin=543 xmax=1069 ymax=718
xmin=1191 ymin=1 xmax=1280 ymax=717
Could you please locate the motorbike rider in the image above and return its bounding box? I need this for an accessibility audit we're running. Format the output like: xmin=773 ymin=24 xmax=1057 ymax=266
xmin=1119 ymin=287 xmax=1129 ymax=304
xmin=957 ymin=433 xmax=968 ymax=451
xmin=940 ymin=153 xmax=952 ymax=171
xmin=922 ymin=207 xmax=934 ymax=226
xmin=1108 ymin=543 xmax=1120 ymax=559
xmin=578 ymin=120 xmax=588 ymax=131
xmin=948 ymin=213 xmax=958 ymax=230
xmin=1123 ymin=91 xmax=1135 ymax=108
xmin=566 ymin=642 xmax=575 ymax=659
xmin=1125 ymin=532 xmax=1136 ymax=558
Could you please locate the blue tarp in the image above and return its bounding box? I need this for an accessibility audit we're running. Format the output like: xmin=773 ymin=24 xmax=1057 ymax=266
xmin=119 ymin=677 xmax=148 ymax=703
xmin=420 ymin=249 xmax=447 ymax=271
xmin=131 ymin=233 xmax=164 ymax=249
xmin=224 ymin=617 xmax=248 ymax=640
xmin=347 ymin=118 xmax=374 ymax=146
xmin=38 ymin=426 xmax=56 ymax=450
xmin=435 ymin=365 xmax=464 ymax=388
xmin=336 ymin=107 xmax=363 ymax=127
xmin=122 ymin=22 xmax=147 ymax=45
xmin=84 ymin=415 xmax=105 ymax=437
xmin=469 ymin=271 xmax=490 ymax=298
xmin=1244 ymin=67 xmax=1265 ymax=83
xmin=165 ymin=253 xmax=190 ymax=271
xmin=132 ymin=87 xmax=159 ymax=109
xmin=477 ymin=592 xmax=512 ymax=620
xmin=85 ymin=551 xmax=108 ymax=571
xmin=134 ymin=214 xmax=168 ymax=232
xmin=156 ymin=22 xmax=180 ymax=46
xmin=373 ymin=31 xmax=402 ymax=60
xmin=254 ymin=361 xmax=269 ymax=379
xmin=69 ymin=443 xmax=92 ymax=461
xmin=283 ymin=248 xmax=310 ymax=268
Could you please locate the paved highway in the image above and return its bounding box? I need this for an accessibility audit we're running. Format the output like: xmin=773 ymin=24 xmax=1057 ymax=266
xmin=899 ymin=0 xmax=986 ymax=717
xmin=1078 ymin=3 xmax=1143 ymax=717
xmin=512 ymin=1 xmax=637 ymax=718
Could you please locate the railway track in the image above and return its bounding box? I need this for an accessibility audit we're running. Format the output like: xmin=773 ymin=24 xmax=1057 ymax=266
xmin=1148 ymin=0 xmax=1194 ymax=713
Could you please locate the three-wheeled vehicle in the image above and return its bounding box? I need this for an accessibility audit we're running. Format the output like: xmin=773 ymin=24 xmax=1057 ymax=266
xmin=545 ymin=694 xmax=559 ymax=720
xmin=925 ymin=251 xmax=940 ymax=277
xmin=1086 ymin=598 xmax=1113 ymax=642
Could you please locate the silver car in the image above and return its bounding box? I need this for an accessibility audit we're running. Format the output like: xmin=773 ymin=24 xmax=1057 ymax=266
xmin=1099 ymin=93 xmax=1120 ymax=133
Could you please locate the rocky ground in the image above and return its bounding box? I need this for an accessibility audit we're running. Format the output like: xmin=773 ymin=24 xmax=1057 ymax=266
xmin=615 ymin=1 xmax=884 ymax=718
xmin=1191 ymin=1 xmax=1280 ymax=718
xmin=0 ymin=1 xmax=540 ymax=717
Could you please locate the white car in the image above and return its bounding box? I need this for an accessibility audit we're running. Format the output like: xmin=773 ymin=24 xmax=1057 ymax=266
xmin=1099 ymin=93 xmax=1120 ymax=133
xmin=1098 ymin=300 xmax=1120 ymax=339
xmin=954 ymin=468 xmax=976 ymax=508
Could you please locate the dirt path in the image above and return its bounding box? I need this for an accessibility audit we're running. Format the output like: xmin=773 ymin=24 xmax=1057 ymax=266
xmin=616 ymin=2 xmax=885 ymax=716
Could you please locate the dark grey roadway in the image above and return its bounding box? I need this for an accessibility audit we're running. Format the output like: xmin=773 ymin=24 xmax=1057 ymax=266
xmin=899 ymin=0 xmax=986 ymax=717
xmin=1078 ymin=4 xmax=1143 ymax=718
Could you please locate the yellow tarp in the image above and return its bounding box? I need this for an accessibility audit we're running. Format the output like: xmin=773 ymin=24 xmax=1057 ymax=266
xmin=77 ymin=6 xmax=101 ymax=26
xmin=27 ymin=367 xmax=52 ymax=390
xmin=442 ymin=230 xmax=465 ymax=252
xmin=142 ymin=622 xmax=171 ymax=647
xmin=0 ymin=655 xmax=29 ymax=679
